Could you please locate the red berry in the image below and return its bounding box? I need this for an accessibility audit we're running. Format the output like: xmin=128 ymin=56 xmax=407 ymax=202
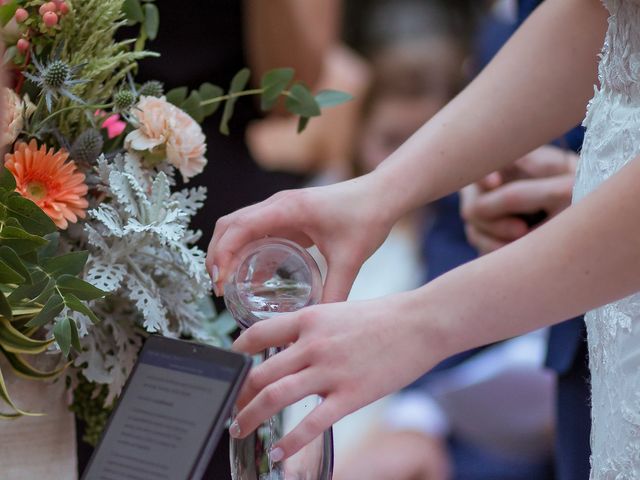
xmin=58 ymin=2 xmax=68 ymax=14
xmin=43 ymin=11 xmax=58 ymax=27
xmin=14 ymin=8 xmax=28 ymax=22
xmin=39 ymin=2 xmax=56 ymax=15
xmin=17 ymin=38 xmax=30 ymax=53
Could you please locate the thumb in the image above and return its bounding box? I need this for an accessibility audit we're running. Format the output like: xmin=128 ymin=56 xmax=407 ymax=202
xmin=321 ymin=252 xmax=361 ymax=303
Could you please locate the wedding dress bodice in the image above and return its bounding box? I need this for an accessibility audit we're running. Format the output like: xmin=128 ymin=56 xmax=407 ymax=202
xmin=573 ymin=1 xmax=640 ymax=477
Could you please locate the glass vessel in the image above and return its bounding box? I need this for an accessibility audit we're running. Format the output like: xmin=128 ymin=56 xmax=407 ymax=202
xmin=224 ymin=238 xmax=334 ymax=480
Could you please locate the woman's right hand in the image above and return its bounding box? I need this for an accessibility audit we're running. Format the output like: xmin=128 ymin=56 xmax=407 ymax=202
xmin=206 ymin=175 xmax=397 ymax=303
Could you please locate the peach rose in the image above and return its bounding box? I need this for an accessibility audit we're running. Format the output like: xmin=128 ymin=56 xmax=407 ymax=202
xmin=125 ymin=95 xmax=207 ymax=181
xmin=1 ymin=87 xmax=24 ymax=147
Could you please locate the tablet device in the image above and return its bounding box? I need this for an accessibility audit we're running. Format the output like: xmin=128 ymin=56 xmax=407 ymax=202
xmin=82 ymin=335 xmax=251 ymax=480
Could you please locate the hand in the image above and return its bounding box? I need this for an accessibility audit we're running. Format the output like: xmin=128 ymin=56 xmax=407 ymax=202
xmin=335 ymin=430 xmax=451 ymax=480
xmin=229 ymin=293 xmax=446 ymax=462
xmin=460 ymin=145 xmax=578 ymax=255
xmin=206 ymin=177 xmax=397 ymax=303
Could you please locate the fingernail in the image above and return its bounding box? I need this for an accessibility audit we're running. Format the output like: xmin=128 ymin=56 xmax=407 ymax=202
xmin=210 ymin=265 xmax=219 ymax=283
xmin=229 ymin=420 xmax=241 ymax=438
xmin=212 ymin=282 xmax=220 ymax=297
xmin=269 ymin=447 xmax=284 ymax=463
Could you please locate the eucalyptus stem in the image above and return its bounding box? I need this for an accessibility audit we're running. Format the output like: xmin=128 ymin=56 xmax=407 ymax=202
xmin=199 ymin=88 xmax=265 ymax=107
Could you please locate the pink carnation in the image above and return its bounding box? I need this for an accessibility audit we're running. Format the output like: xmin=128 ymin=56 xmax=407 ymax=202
xmin=125 ymin=96 xmax=207 ymax=181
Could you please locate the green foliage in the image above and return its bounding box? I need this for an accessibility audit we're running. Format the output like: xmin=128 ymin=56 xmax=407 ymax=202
xmin=220 ymin=68 xmax=250 ymax=135
xmin=0 ymin=167 xmax=106 ymax=417
xmin=169 ymin=67 xmax=353 ymax=136
xmin=0 ymin=1 xmax=17 ymax=27
xmin=48 ymin=0 xmax=157 ymax=139
xmin=69 ymin=375 xmax=112 ymax=446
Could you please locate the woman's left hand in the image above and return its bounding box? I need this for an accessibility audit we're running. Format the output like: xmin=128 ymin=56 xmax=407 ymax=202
xmin=229 ymin=292 xmax=447 ymax=462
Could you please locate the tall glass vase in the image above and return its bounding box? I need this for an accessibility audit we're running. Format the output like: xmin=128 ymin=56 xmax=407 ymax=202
xmin=224 ymin=238 xmax=333 ymax=480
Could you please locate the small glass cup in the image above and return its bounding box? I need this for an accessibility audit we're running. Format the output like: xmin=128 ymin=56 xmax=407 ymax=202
xmin=224 ymin=238 xmax=333 ymax=480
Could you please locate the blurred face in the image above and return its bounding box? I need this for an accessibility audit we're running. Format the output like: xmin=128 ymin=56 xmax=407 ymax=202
xmin=358 ymin=38 xmax=464 ymax=172
xmin=358 ymin=95 xmax=444 ymax=172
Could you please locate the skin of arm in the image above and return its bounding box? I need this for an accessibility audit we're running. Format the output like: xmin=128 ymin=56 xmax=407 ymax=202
xmin=243 ymin=0 xmax=341 ymax=87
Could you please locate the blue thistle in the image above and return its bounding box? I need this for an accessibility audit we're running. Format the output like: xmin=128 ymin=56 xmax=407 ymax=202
xmin=24 ymin=52 xmax=88 ymax=111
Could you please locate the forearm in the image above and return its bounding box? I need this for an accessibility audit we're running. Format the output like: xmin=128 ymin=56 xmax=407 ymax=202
xmin=243 ymin=0 xmax=340 ymax=86
xmin=408 ymin=157 xmax=640 ymax=364
xmin=370 ymin=0 xmax=607 ymax=218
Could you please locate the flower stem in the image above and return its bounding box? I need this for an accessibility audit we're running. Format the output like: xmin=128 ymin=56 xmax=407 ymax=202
xmin=199 ymin=88 xmax=265 ymax=107
xmin=33 ymin=102 xmax=114 ymax=133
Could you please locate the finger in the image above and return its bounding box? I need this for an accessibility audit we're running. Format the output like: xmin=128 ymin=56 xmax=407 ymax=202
xmin=471 ymin=179 xmax=551 ymax=218
xmin=515 ymin=146 xmax=578 ymax=178
xmin=476 ymin=171 xmax=503 ymax=191
xmin=321 ymin=250 xmax=362 ymax=303
xmin=232 ymin=313 xmax=301 ymax=355
xmin=210 ymin=208 xmax=313 ymax=294
xmin=231 ymin=369 xmax=326 ymax=441
xmin=269 ymin=396 xmax=343 ymax=462
xmin=471 ymin=216 xmax=528 ymax=241
xmin=465 ymin=225 xmax=508 ymax=255
xmin=236 ymin=345 xmax=309 ymax=410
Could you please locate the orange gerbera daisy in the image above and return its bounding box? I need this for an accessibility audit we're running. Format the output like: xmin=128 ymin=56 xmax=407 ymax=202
xmin=5 ymin=140 xmax=88 ymax=229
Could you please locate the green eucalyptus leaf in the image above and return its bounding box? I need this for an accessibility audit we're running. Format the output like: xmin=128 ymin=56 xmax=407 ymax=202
xmin=69 ymin=318 xmax=81 ymax=352
xmin=285 ymin=83 xmax=321 ymax=118
xmin=143 ymin=3 xmax=160 ymax=40
xmin=38 ymin=233 xmax=60 ymax=261
xmin=0 ymin=2 xmax=18 ymax=27
xmin=57 ymin=275 xmax=106 ymax=301
xmin=199 ymin=83 xmax=224 ymax=117
xmin=0 ymin=225 xmax=47 ymax=255
xmin=0 ymin=166 xmax=16 ymax=191
xmin=314 ymin=89 xmax=354 ymax=108
xmin=122 ymin=0 xmax=144 ymax=23
xmin=42 ymin=251 xmax=88 ymax=277
xmin=8 ymin=274 xmax=48 ymax=304
xmin=260 ymin=68 xmax=294 ymax=111
xmin=25 ymin=294 xmax=64 ymax=328
xmin=0 ymin=259 xmax=24 ymax=284
xmin=165 ymin=86 xmax=188 ymax=107
xmin=0 ymin=247 xmax=31 ymax=285
xmin=53 ymin=317 xmax=71 ymax=357
xmin=181 ymin=90 xmax=204 ymax=123
xmin=0 ymin=291 xmax=11 ymax=320
xmin=220 ymin=68 xmax=251 ymax=135
xmin=5 ymin=194 xmax=56 ymax=237
xmin=63 ymin=293 xmax=100 ymax=324
xmin=297 ymin=116 xmax=311 ymax=133
xmin=31 ymin=278 xmax=56 ymax=306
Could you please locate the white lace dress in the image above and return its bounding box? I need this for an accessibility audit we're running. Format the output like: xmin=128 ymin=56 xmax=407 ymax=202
xmin=573 ymin=0 xmax=640 ymax=477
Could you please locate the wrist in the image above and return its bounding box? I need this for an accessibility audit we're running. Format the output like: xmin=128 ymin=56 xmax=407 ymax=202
xmin=364 ymin=165 xmax=417 ymax=226
xmin=395 ymin=287 xmax=455 ymax=373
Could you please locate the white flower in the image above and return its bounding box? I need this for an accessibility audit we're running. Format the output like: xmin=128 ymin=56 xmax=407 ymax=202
xmin=125 ymin=96 xmax=207 ymax=181
xmin=1 ymin=87 xmax=24 ymax=147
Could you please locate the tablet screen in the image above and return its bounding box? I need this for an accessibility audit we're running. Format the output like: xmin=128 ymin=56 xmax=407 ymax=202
xmin=83 ymin=345 xmax=239 ymax=479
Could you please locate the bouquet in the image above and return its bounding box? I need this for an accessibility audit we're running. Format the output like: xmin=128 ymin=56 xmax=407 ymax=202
xmin=0 ymin=0 xmax=349 ymax=442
